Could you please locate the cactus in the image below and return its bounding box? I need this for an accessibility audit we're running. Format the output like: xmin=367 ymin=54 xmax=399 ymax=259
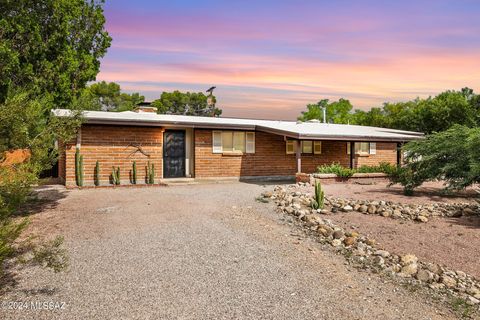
xmin=94 ymin=160 xmax=100 ymax=186
xmin=111 ymin=166 xmax=120 ymax=185
xmin=75 ymin=147 xmax=84 ymax=187
xmin=132 ymin=161 xmax=137 ymax=184
xmin=147 ymin=161 xmax=155 ymax=184
xmin=311 ymin=180 xmax=325 ymax=210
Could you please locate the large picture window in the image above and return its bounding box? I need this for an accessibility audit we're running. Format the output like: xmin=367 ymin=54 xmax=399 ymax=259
xmin=347 ymin=142 xmax=377 ymax=155
xmin=212 ymin=131 xmax=255 ymax=154
xmin=286 ymin=140 xmax=322 ymax=154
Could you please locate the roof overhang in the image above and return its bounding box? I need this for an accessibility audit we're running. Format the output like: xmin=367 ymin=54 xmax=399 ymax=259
xmin=52 ymin=109 xmax=424 ymax=142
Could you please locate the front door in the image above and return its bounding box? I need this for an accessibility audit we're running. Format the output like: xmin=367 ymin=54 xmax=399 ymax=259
xmin=163 ymin=130 xmax=186 ymax=178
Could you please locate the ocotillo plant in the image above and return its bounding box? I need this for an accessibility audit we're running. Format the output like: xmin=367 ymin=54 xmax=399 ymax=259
xmin=311 ymin=180 xmax=325 ymax=210
xmin=94 ymin=160 xmax=100 ymax=186
xmin=132 ymin=161 xmax=137 ymax=184
xmin=147 ymin=161 xmax=155 ymax=184
xmin=75 ymin=147 xmax=84 ymax=187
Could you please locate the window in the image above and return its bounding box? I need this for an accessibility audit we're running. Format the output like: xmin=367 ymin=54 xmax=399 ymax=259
xmin=301 ymin=141 xmax=313 ymax=154
xmin=346 ymin=142 xmax=376 ymax=155
xmin=356 ymin=142 xmax=369 ymax=154
xmin=314 ymin=141 xmax=322 ymax=154
xmin=212 ymin=131 xmax=255 ymax=153
xmin=286 ymin=140 xmax=321 ymax=154
xmin=286 ymin=140 xmax=296 ymax=154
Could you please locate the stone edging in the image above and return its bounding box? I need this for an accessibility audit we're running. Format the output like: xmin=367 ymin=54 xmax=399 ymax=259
xmin=260 ymin=185 xmax=480 ymax=309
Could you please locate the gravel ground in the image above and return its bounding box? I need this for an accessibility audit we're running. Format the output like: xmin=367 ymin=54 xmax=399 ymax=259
xmin=1 ymin=182 xmax=457 ymax=319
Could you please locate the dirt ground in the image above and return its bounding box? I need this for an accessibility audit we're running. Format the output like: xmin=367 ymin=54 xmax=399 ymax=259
xmin=303 ymin=181 xmax=480 ymax=279
xmin=1 ymin=183 xmax=457 ymax=320
xmin=319 ymin=180 xmax=478 ymax=204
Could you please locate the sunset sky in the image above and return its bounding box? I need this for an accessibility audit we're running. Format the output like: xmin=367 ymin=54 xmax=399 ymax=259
xmin=98 ymin=0 xmax=480 ymax=119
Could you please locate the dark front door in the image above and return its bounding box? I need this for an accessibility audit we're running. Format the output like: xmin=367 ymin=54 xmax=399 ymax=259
xmin=163 ymin=130 xmax=186 ymax=178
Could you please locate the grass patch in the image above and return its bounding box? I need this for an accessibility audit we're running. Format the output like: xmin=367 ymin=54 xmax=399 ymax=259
xmin=450 ymin=297 xmax=475 ymax=319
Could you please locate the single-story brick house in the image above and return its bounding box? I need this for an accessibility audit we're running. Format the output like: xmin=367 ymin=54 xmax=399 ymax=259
xmin=53 ymin=107 xmax=423 ymax=187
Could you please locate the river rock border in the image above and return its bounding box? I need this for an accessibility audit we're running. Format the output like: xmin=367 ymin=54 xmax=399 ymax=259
xmin=260 ymin=185 xmax=480 ymax=308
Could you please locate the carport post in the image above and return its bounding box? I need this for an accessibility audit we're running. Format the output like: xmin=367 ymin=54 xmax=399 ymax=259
xmin=349 ymin=141 xmax=355 ymax=169
xmin=295 ymin=140 xmax=302 ymax=173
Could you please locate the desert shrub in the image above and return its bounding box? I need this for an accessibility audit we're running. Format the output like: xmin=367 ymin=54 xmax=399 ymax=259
xmin=390 ymin=125 xmax=480 ymax=194
xmin=317 ymin=163 xmax=355 ymax=178
xmin=357 ymin=162 xmax=397 ymax=174
xmin=0 ymin=166 xmax=68 ymax=277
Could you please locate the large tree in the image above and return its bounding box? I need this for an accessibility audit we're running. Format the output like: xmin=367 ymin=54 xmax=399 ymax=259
xmin=0 ymin=0 xmax=111 ymax=106
xmin=151 ymin=90 xmax=222 ymax=116
xmin=85 ymin=81 xmax=145 ymax=111
xmin=298 ymin=98 xmax=353 ymax=123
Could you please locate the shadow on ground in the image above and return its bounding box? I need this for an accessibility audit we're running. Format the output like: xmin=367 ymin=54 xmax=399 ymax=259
xmin=15 ymin=185 xmax=69 ymax=217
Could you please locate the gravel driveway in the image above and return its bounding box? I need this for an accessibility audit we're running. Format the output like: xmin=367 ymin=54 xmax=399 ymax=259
xmin=1 ymin=182 xmax=455 ymax=319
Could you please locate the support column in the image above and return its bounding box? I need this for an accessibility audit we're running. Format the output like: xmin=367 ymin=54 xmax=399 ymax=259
xmin=295 ymin=140 xmax=302 ymax=173
xmin=349 ymin=141 xmax=355 ymax=169
xmin=397 ymin=142 xmax=403 ymax=167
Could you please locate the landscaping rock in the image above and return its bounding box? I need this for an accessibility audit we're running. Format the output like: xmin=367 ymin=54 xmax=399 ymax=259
xmin=333 ymin=230 xmax=344 ymax=239
xmin=342 ymin=205 xmax=353 ymax=212
xmin=344 ymin=237 xmax=356 ymax=246
xmin=401 ymin=254 xmax=418 ymax=266
xmin=416 ymin=269 xmax=434 ymax=282
xmin=441 ymin=275 xmax=457 ymax=288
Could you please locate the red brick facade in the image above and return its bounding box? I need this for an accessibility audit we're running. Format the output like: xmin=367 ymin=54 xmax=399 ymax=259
xmin=60 ymin=125 xmax=399 ymax=186
xmin=194 ymin=129 xmax=398 ymax=178
xmin=62 ymin=125 xmax=163 ymax=186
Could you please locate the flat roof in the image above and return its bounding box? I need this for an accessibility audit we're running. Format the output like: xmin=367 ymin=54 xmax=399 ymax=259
xmin=52 ymin=109 xmax=423 ymax=142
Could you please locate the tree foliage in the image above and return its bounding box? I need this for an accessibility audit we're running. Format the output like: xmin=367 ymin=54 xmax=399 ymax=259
xmin=390 ymin=125 xmax=480 ymax=194
xmin=85 ymin=81 xmax=145 ymax=111
xmin=151 ymin=90 xmax=222 ymax=116
xmin=298 ymin=88 xmax=480 ymax=134
xmin=298 ymin=98 xmax=353 ymax=123
xmin=0 ymin=0 xmax=111 ymax=106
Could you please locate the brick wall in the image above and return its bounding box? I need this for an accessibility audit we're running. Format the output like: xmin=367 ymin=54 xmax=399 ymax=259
xmin=355 ymin=142 xmax=397 ymax=167
xmin=194 ymin=130 xmax=398 ymax=178
xmin=64 ymin=125 xmax=163 ymax=186
xmin=61 ymin=126 xmax=400 ymax=185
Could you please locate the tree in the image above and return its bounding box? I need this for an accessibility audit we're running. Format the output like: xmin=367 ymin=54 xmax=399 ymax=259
xmin=390 ymin=125 xmax=480 ymax=194
xmin=0 ymin=90 xmax=83 ymax=278
xmin=151 ymin=90 xmax=222 ymax=116
xmin=298 ymin=98 xmax=353 ymax=123
xmin=86 ymin=81 xmax=145 ymax=111
xmin=0 ymin=0 xmax=111 ymax=107
xmin=348 ymin=88 xmax=480 ymax=134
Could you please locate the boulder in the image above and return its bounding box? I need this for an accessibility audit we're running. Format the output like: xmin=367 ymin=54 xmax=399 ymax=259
xmin=416 ymin=269 xmax=434 ymax=282
xmin=342 ymin=205 xmax=353 ymax=212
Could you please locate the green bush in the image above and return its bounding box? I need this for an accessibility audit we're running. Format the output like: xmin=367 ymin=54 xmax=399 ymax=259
xmin=317 ymin=162 xmax=397 ymax=178
xmin=316 ymin=163 xmax=355 ymax=178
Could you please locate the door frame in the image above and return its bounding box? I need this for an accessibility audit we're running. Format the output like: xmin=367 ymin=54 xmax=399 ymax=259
xmin=163 ymin=129 xmax=187 ymax=178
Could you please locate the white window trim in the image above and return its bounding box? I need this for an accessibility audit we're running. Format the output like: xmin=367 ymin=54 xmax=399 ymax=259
xmin=212 ymin=131 xmax=222 ymax=153
xmin=286 ymin=140 xmax=295 ymax=154
xmin=246 ymin=132 xmax=255 ymax=153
